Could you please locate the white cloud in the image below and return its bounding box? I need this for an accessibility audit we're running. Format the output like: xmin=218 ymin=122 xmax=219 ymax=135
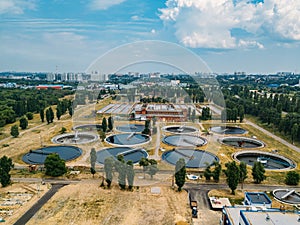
xmin=159 ymin=0 xmax=300 ymax=49
xmin=238 ymin=40 xmax=264 ymax=49
xmin=89 ymin=0 xmax=126 ymax=10
xmin=0 ymin=0 xmax=35 ymax=14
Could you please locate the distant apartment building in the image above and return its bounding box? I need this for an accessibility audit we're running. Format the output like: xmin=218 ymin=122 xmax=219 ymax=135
xmin=46 ymin=73 xmax=91 ymax=82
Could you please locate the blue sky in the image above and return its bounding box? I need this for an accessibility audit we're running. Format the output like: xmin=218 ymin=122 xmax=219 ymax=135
xmin=1 ymin=0 xmax=300 ymax=74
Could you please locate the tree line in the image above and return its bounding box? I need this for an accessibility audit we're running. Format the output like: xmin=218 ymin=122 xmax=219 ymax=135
xmin=0 ymin=88 xmax=74 ymax=128
xmin=222 ymin=85 xmax=300 ymax=143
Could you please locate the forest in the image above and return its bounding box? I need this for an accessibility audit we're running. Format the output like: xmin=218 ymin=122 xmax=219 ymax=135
xmin=0 ymin=88 xmax=74 ymax=127
xmin=222 ymin=85 xmax=300 ymax=143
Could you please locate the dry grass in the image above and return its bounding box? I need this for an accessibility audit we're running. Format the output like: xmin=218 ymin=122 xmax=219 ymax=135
xmin=26 ymin=181 xmax=191 ymax=225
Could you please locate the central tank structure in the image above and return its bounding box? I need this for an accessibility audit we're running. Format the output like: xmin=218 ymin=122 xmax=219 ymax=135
xmin=96 ymin=147 xmax=148 ymax=164
xmin=219 ymin=137 xmax=264 ymax=148
xmin=52 ymin=131 xmax=98 ymax=144
xmin=163 ymin=134 xmax=207 ymax=147
xmin=116 ymin=124 xmax=145 ymax=133
xmin=163 ymin=125 xmax=198 ymax=134
xmin=105 ymin=133 xmax=151 ymax=147
xmin=162 ymin=149 xmax=219 ymax=168
xmin=210 ymin=126 xmax=247 ymax=135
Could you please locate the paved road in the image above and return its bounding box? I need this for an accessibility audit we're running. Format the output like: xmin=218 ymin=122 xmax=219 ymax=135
xmin=13 ymin=184 xmax=67 ymax=225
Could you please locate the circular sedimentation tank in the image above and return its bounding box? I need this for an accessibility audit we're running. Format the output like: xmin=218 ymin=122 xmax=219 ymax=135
xmin=163 ymin=134 xmax=207 ymax=147
xmin=52 ymin=132 xmax=98 ymax=144
xmin=233 ymin=151 xmax=296 ymax=170
xmin=163 ymin=125 xmax=198 ymax=134
xmin=210 ymin=126 xmax=247 ymax=135
xmin=273 ymin=189 xmax=300 ymax=205
xmin=116 ymin=124 xmax=145 ymax=133
xmin=96 ymin=147 xmax=148 ymax=164
xmin=105 ymin=133 xmax=151 ymax=147
xmin=22 ymin=146 xmax=82 ymax=164
xmin=162 ymin=149 xmax=219 ymax=168
xmin=73 ymin=124 xmax=102 ymax=132
xmin=219 ymin=136 xmax=264 ymax=148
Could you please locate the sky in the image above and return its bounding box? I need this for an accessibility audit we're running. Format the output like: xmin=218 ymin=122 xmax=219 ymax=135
xmin=1 ymin=0 xmax=300 ymax=74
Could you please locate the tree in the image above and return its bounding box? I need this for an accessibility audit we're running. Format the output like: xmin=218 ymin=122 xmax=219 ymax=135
xmin=104 ymin=157 xmax=114 ymax=188
xmin=191 ymin=109 xmax=196 ymax=122
xmin=239 ymin=162 xmax=248 ymax=189
xmin=44 ymin=153 xmax=67 ymax=177
xmin=201 ymin=107 xmax=211 ymax=120
xmin=291 ymin=123 xmax=298 ymax=144
xmin=175 ymin=158 xmax=186 ymax=191
xmin=126 ymin=160 xmax=135 ymax=190
xmin=26 ymin=112 xmax=34 ymax=120
xmin=221 ymin=109 xmax=227 ymax=123
xmin=147 ymin=159 xmax=159 ymax=179
xmin=19 ymin=117 xmax=28 ymax=130
xmin=68 ymin=105 xmax=73 ymax=117
xmin=56 ymin=106 xmax=62 ymax=120
xmin=90 ymin=148 xmax=97 ymax=170
xmin=142 ymin=120 xmax=151 ymax=135
xmin=212 ymin=161 xmax=222 ymax=182
xmin=252 ymin=161 xmax=266 ymax=184
xmin=99 ymin=130 xmax=106 ymax=142
xmin=187 ymin=107 xmax=191 ymax=120
xmin=139 ymin=157 xmax=149 ymax=179
xmin=108 ymin=116 xmax=114 ymax=131
xmin=90 ymin=148 xmax=97 ymax=178
xmin=46 ymin=108 xmax=51 ymax=124
xmin=285 ymin=171 xmax=300 ymax=185
xmin=49 ymin=107 xmax=54 ymax=123
xmin=39 ymin=108 xmax=45 ymax=122
xmin=204 ymin=165 xmax=212 ymax=181
xmin=239 ymin=106 xmax=244 ymax=123
xmin=10 ymin=125 xmax=19 ymax=138
xmin=0 ymin=156 xmax=14 ymax=187
xmin=224 ymin=161 xmax=240 ymax=195
xmin=115 ymin=155 xmax=126 ymax=190
xmin=102 ymin=117 xmax=107 ymax=133
xmin=90 ymin=167 xmax=96 ymax=178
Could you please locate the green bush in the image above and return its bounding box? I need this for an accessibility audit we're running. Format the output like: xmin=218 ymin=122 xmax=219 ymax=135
xmin=26 ymin=112 xmax=34 ymax=120
xmin=285 ymin=171 xmax=300 ymax=185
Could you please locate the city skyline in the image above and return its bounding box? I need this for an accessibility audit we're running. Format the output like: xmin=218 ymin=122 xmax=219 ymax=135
xmin=1 ymin=0 xmax=300 ymax=74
